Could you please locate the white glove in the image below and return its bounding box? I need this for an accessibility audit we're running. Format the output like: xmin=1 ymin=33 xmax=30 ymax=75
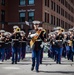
xmin=30 ymin=33 xmax=38 ymax=38
xmin=35 ymin=33 xmax=39 ymax=36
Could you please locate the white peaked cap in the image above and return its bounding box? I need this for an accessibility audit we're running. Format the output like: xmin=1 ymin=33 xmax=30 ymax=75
xmin=33 ymin=20 xmax=41 ymax=25
xmin=4 ymin=32 xmax=11 ymax=36
xmin=13 ymin=25 xmax=19 ymax=29
xmin=0 ymin=30 xmax=5 ymax=33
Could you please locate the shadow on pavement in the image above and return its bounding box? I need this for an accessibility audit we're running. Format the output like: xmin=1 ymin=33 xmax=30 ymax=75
xmin=0 ymin=62 xmax=31 ymax=65
xmin=39 ymin=70 xmax=74 ymax=74
xmin=42 ymin=63 xmax=74 ymax=66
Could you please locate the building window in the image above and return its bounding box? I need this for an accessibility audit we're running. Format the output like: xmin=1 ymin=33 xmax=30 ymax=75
xmin=45 ymin=13 xmax=49 ymax=23
xmin=62 ymin=9 xmax=64 ymax=16
xmin=53 ymin=2 xmax=55 ymax=11
xmin=51 ymin=1 xmax=53 ymax=10
xmin=45 ymin=0 xmax=49 ymax=7
xmin=61 ymin=8 xmax=64 ymax=16
xmin=69 ymin=24 xmax=70 ymax=28
xmin=45 ymin=0 xmax=47 ymax=6
xmin=19 ymin=0 xmax=26 ymax=5
xmin=1 ymin=0 xmax=5 ymax=5
xmin=67 ymin=24 xmax=69 ymax=29
xmin=58 ymin=6 xmax=60 ymax=14
xmin=47 ymin=13 xmax=49 ymax=23
xmin=68 ymin=4 xmax=70 ymax=10
xmin=57 ymin=18 xmax=59 ymax=26
xmin=61 ymin=20 xmax=64 ymax=28
xmin=1 ymin=10 xmax=5 ymax=22
xmin=65 ymin=22 xmax=69 ymax=29
xmin=67 ymin=13 xmax=69 ymax=20
xmin=45 ymin=13 xmax=47 ymax=22
xmin=19 ymin=12 xmax=26 ymax=22
xmin=51 ymin=15 xmax=53 ymax=25
xmin=68 ymin=14 xmax=70 ymax=20
xmin=28 ymin=11 xmax=34 ymax=22
xmin=71 ymin=16 xmax=73 ymax=22
xmin=65 ymin=22 xmax=66 ymax=29
xmin=61 ymin=0 xmax=64 ymax=5
xmin=56 ymin=5 xmax=60 ymax=14
xmin=57 ymin=5 xmax=59 ymax=13
xmin=67 ymin=3 xmax=69 ymax=10
xmin=48 ymin=0 xmax=49 ymax=7
xmin=28 ymin=0 xmax=34 ymax=5
xmin=65 ymin=11 xmax=67 ymax=18
xmin=54 ymin=16 xmax=55 ymax=25
xmin=58 ymin=19 xmax=60 ymax=26
xmin=71 ymin=7 xmax=73 ymax=13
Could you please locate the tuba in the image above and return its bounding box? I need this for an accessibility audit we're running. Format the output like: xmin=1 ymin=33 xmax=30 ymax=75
xmin=30 ymin=27 xmax=46 ymax=48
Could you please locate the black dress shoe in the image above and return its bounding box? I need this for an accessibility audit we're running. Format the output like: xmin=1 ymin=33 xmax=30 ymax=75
xmin=15 ymin=62 xmax=17 ymax=64
xmin=36 ymin=70 xmax=39 ymax=72
xmin=56 ymin=62 xmax=58 ymax=64
xmin=59 ymin=62 xmax=61 ymax=64
xmin=40 ymin=62 xmax=42 ymax=64
xmin=18 ymin=60 xmax=20 ymax=62
xmin=31 ymin=67 xmax=34 ymax=71
xmin=12 ymin=62 xmax=14 ymax=64
xmin=72 ymin=59 xmax=73 ymax=62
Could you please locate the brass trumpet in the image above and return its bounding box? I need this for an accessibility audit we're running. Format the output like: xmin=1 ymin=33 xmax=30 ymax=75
xmin=15 ymin=27 xmax=20 ymax=32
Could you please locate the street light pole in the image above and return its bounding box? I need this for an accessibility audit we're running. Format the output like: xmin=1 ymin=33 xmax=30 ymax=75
xmin=21 ymin=24 xmax=23 ymax=29
xmin=2 ymin=24 xmax=4 ymax=29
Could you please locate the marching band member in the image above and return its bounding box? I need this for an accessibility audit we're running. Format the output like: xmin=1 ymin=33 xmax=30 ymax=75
xmin=4 ymin=32 xmax=12 ymax=60
xmin=62 ymin=33 xmax=67 ymax=58
xmin=72 ymin=33 xmax=74 ymax=54
xmin=0 ymin=30 xmax=5 ymax=62
xmin=47 ymin=35 xmax=52 ymax=58
xmin=50 ymin=34 xmax=56 ymax=60
xmin=68 ymin=36 xmax=73 ymax=61
xmin=11 ymin=25 xmax=21 ymax=64
xmin=55 ymin=29 xmax=64 ymax=64
xmin=28 ymin=21 xmax=46 ymax=72
xmin=20 ymin=31 xmax=27 ymax=60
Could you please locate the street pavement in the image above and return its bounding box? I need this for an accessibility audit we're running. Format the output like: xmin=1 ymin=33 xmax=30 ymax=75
xmin=0 ymin=53 xmax=74 ymax=75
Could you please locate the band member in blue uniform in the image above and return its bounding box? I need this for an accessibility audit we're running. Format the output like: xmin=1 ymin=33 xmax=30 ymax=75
xmin=0 ymin=30 xmax=5 ymax=62
xmin=20 ymin=31 xmax=27 ymax=60
xmin=28 ymin=21 xmax=46 ymax=72
xmin=4 ymin=32 xmax=12 ymax=60
xmin=11 ymin=26 xmax=21 ymax=64
xmin=55 ymin=30 xmax=64 ymax=64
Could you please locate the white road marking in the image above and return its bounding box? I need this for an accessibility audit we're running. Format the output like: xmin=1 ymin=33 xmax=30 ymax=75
xmin=3 ymin=67 xmax=20 ymax=70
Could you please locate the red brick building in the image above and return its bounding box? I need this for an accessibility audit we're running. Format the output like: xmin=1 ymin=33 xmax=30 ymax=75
xmin=0 ymin=0 xmax=74 ymax=35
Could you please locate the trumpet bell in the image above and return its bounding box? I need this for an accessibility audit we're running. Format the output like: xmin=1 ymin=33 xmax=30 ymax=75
xmin=16 ymin=28 xmax=20 ymax=31
xmin=14 ymin=27 xmax=20 ymax=33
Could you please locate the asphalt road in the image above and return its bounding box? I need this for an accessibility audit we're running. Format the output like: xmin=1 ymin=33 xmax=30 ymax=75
xmin=0 ymin=53 xmax=74 ymax=75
